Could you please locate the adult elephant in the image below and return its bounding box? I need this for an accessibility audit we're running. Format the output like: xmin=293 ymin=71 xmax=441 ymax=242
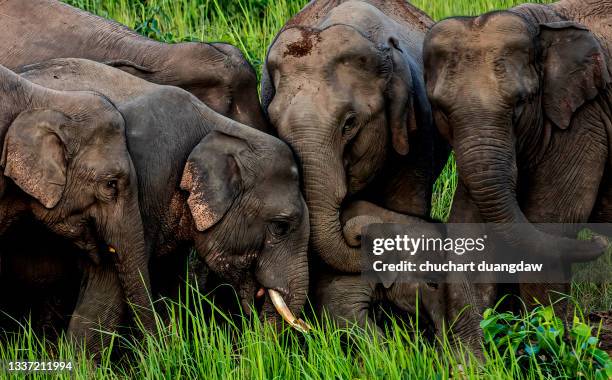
xmin=19 ymin=58 xmax=311 ymax=330
xmin=0 ymin=64 xmax=152 ymax=350
xmin=0 ymin=0 xmax=269 ymax=133
xmin=262 ymin=0 xmax=449 ymax=273
xmin=423 ymin=0 xmax=611 ymax=348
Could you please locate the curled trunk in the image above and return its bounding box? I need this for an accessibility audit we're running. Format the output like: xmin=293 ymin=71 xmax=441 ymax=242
xmin=343 ymin=215 xmax=383 ymax=247
xmin=453 ymin=114 xmax=606 ymax=262
xmin=301 ymin=145 xmax=364 ymax=273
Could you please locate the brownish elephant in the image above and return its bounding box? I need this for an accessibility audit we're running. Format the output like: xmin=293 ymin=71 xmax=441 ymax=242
xmin=261 ymin=0 xmax=449 ymax=274
xmin=0 ymin=63 xmax=152 ymax=352
xmin=423 ymin=0 xmax=612 ymax=351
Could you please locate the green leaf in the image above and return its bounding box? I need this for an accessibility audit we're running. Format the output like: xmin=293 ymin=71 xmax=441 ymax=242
xmin=590 ymin=348 xmax=610 ymax=366
xmin=587 ymin=336 xmax=599 ymax=346
xmin=573 ymin=323 xmax=592 ymax=338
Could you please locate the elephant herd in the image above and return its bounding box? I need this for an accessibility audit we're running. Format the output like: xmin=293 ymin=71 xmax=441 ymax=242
xmin=0 ymin=0 xmax=610 ymax=357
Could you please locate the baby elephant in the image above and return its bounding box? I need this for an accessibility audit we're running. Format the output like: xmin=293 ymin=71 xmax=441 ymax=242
xmin=316 ymin=201 xmax=447 ymax=338
xmin=0 ymin=63 xmax=152 ymax=352
xmin=19 ymin=58 xmax=310 ymax=331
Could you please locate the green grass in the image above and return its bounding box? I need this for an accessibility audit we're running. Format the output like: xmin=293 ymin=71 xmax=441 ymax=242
xmin=4 ymin=0 xmax=609 ymax=378
xmin=2 ymin=282 xmax=606 ymax=379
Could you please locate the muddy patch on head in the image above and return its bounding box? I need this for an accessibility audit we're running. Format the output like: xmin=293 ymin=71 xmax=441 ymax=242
xmin=283 ymin=28 xmax=322 ymax=58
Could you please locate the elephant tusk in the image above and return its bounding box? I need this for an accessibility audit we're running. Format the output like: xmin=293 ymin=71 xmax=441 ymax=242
xmin=108 ymin=246 xmax=116 ymax=253
xmin=268 ymin=289 xmax=311 ymax=333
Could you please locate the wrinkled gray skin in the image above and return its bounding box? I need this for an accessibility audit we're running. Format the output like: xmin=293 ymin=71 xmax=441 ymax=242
xmin=423 ymin=0 xmax=612 ymax=352
xmin=0 ymin=64 xmax=152 ymax=352
xmin=316 ymin=200 xmax=447 ymax=339
xmin=0 ymin=0 xmax=270 ymax=133
xmin=262 ymin=0 xmax=449 ymax=275
xmin=19 ymin=58 xmax=310 ymax=326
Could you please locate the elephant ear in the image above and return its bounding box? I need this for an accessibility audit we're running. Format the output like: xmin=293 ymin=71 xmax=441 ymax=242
xmin=539 ymin=21 xmax=611 ymax=130
xmin=261 ymin=61 xmax=277 ymax=121
xmin=385 ymin=37 xmax=432 ymax=156
xmin=0 ymin=109 xmax=69 ymax=209
xmin=180 ymin=130 xmax=246 ymax=232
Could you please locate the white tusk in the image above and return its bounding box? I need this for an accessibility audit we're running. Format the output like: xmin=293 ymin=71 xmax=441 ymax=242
xmin=108 ymin=246 xmax=116 ymax=253
xmin=268 ymin=289 xmax=311 ymax=333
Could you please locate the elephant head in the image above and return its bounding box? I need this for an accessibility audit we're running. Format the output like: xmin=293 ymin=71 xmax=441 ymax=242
xmin=180 ymin=125 xmax=310 ymax=330
xmin=264 ymin=24 xmax=433 ymax=273
xmin=0 ymin=66 xmax=152 ymax=329
xmin=423 ymin=13 xmax=611 ymax=261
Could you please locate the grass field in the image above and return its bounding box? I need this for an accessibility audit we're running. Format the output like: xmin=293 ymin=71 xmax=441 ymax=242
xmin=3 ymin=0 xmax=611 ymax=379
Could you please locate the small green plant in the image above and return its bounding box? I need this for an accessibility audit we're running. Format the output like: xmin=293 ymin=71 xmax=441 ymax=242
xmin=134 ymin=6 xmax=178 ymax=42
xmin=481 ymin=300 xmax=612 ymax=379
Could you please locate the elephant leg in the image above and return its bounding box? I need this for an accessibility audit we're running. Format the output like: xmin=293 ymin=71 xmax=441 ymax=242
xmin=519 ymin=163 xmax=604 ymax=319
xmin=315 ymin=272 xmax=380 ymax=334
xmin=68 ymin=258 xmax=126 ymax=356
xmin=590 ymin=171 xmax=612 ymax=224
xmin=447 ymin=181 xmax=497 ymax=355
xmin=421 ymin=285 xmax=448 ymax=338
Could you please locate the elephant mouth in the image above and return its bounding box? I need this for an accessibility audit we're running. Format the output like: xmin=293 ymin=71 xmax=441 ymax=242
xmin=73 ymin=236 xmax=109 ymax=266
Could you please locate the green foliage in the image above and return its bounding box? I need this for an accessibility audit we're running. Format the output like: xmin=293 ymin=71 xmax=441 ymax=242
xmin=3 ymin=281 xmax=602 ymax=380
xmin=481 ymin=301 xmax=612 ymax=379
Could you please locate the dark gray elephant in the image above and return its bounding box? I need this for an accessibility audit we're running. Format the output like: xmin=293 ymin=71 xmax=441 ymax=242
xmin=0 ymin=64 xmax=152 ymax=351
xmin=0 ymin=0 xmax=270 ymax=133
xmin=19 ymin=58 xmax=310 ymax=330
xmin=423 ymin=0 xmax=611 ymax=350
xmin=261 ymin=0 xmax=449 ymax=274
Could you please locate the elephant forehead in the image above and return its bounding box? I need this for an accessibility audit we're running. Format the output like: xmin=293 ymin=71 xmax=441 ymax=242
xmin=64 ymin=93 xmax=126 ymax=139
xmin=473 ymin=12 xmax=530 ymax=34
xmin=271 ymin=25 xmax=376 ymax=64
xmin=272 ymin=27 xmax=323 ymax=59
xmin=431 ymin=13 xmax=531 ymax=47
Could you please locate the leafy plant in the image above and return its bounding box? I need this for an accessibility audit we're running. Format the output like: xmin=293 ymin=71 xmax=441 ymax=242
xmin=481 ymin=301 xmax=612 ymax=379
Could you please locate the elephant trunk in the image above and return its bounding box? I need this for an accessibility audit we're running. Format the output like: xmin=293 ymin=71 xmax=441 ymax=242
xmin=298 ymin=144 xmax=363 ymax=273
xmin=452 ymin=111 xmax=605 ymax=262
xmin=101 ymin=200 xmax=154 ymax=332
xmin=258 ymin=209 xmax=310 ymax=332
xmin=343 ymin=215 xmax=384 ymax=247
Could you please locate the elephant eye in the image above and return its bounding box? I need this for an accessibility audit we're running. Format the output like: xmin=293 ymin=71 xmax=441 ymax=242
xmin=106 ymin=180 xmax=118 ymax=190
xmin=342 ymin=114 xmax=358 ymax=136
xmin=268 ymin=220 xmax=291 ymax=238
xmin=103 ymin=179 xmax=119 ymax=198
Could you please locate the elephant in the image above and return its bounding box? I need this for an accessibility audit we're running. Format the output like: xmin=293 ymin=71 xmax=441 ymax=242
xmin=422 ymin=0 xmax=612 ymax=351
xmin=18 ymin=58 xmax=311 ymax=330
xmin=261 ymin=0 xmax=449 ymax=275
xmin=0 ymin=63 xmax=152 ymax=351
xmin=315 ymin=200 xmax=447 ymax=340
xmin=0 ymin=0 xmax=270 ymax=133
